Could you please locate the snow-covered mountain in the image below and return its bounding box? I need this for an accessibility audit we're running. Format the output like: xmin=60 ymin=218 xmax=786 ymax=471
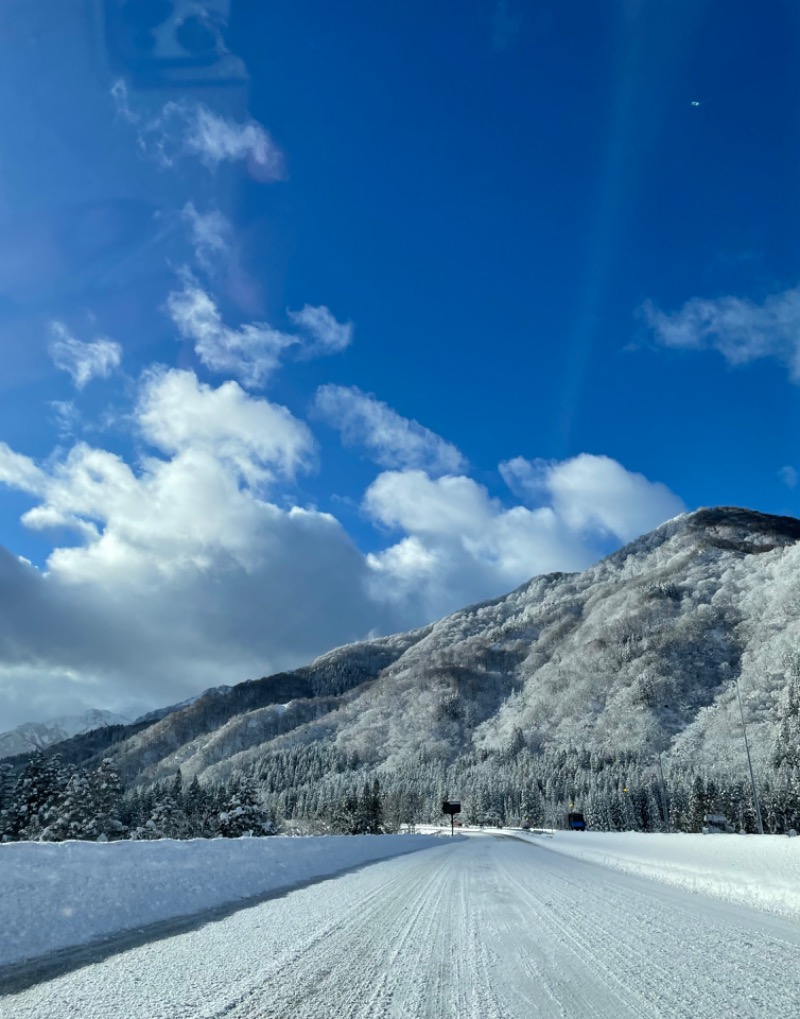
xmin=12 ymin=508 xmax=800 ymax=796
xmin=0 ymin=709 xmax=131 ymax=760
xmin=132 ymin=686 xmax=233 ymax=725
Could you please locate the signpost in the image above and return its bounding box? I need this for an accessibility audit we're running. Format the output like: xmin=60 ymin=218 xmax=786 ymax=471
xmin=442 ymin=800 xmax=461 ymax=836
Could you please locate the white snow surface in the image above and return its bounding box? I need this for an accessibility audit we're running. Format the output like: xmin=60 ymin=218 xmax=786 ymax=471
xmin=0 ymin=834 xmax=443 ymax=968
xmin=3 ymin=834 xmax=800 ymax=1019
xmin=510 ymin=828 xmax=800 ymax=918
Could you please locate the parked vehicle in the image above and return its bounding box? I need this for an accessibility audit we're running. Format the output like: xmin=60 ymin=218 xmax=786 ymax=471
xmin=567 ymin=812 xmax=587 ymax=831
xmin=702 ymin=813 xmax=734 ymax=833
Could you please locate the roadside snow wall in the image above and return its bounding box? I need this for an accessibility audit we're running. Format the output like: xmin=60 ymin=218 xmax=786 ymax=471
xmin=0 ymin=834 xmax=444 ymax=968
xmin=514 ymin=829 xmax=800 ymax=919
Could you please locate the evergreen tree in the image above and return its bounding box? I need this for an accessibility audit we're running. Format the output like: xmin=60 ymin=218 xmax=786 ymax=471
xmin=688 ymin=774 xmax=708 ymax=831
xmin=42 ymin=759 xmax=125 ymax=841
xmin=184 ymin=774 xmax=214 ymax=837
xmin=215 ymin=778 xmax=275 ymax=837
xmin=5 ymin=754 xmax=71 ymax=841
xmin=774 ymin=674 xmax=800 ymax=769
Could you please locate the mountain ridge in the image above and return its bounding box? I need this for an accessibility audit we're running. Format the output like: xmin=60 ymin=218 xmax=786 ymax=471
xmin=6 ymin=507 xmax=800 ymax=808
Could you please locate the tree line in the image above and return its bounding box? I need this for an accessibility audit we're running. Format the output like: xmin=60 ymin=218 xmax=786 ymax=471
xmin=2 ymin=728 xmax=799 ymax=842
xmin=0 ymin=756 xmax=276 ymax=842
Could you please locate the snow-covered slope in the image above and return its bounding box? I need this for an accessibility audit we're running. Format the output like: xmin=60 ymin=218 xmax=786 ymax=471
xmin=187 ymin=505 xmax=800 ymax=782
xmin=0 ymin=710 xmax=130 ymax=760
xmin=132 ymin=686 xmax=233 ymax=725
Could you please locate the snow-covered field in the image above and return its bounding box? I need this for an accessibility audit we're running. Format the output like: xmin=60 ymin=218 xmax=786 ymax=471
xmin=0 ymin=834 xmax=444 ymax=969
xmin=508 ymin=828 xmax=800 ymax=920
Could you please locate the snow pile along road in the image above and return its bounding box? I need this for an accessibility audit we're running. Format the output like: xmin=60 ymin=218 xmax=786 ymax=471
xmin=515 ymin=829 xmax=800 ymax=918
xmin=0 ymin=834 xmax=444 ymax=969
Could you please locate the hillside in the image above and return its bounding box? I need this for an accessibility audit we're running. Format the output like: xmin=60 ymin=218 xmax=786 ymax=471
xmin=9 ymin=507 xmax=800 ymax=830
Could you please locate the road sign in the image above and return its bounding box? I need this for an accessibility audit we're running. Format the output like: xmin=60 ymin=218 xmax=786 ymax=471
xmin=442 ymin=801 xmax=461 ymax=835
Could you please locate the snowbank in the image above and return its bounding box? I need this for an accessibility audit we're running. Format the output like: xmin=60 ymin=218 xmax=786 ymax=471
xmin=512 ymin=829 xmax=800 ymax=919
xmin=0 ymin=834 xmax=442 ymax=968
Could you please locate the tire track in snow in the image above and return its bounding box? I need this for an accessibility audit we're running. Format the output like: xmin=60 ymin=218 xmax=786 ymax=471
xmin=496 ymin=839 xmax=800 ymax=1019
xmin=220 ymin=837 xmax=506 ymax=1019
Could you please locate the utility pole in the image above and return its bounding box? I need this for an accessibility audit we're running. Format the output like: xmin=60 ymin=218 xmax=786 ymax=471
xmin=657 ymin=753 xmax=670 ymax=832
xmin=735 ymin=676 xmax=764 ymax=835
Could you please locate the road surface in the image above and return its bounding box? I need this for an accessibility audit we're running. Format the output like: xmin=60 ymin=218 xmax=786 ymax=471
xmin=2 ymin=833 xmax=800 ymax=1018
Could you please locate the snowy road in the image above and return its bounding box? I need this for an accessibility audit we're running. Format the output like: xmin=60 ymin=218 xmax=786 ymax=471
xmin=3 ymin=833 xmax=800 ymax=1019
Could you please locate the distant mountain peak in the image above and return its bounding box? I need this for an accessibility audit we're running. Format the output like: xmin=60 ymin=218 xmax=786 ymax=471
xmin=0 ymin=709 xmax=131 ymax=760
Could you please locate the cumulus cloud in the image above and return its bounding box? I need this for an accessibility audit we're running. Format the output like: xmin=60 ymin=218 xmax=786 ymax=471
xmin=365 ymin=456 xmax=684 ymax=619
xmin=314 ymin=385 xmax=466 ymax=474
xmin=641 ymin=286 xmax=800 ymax=380
xmin=364 ymin=470 xmax=580 ymax=615
xmin=0 ymin=370 xmax=385 ymax=727
xmin=137 ymin=368 xmax=313 ymax=485
xmin=111 ymin=81 xmax=286 ymax=181
xmin=779 ymin=466 xmax=798 ymax=490
xmin=499 ymin=453 xmax=685 ymax=542
xmin=48 ymin=323 xmax=122 ymax=389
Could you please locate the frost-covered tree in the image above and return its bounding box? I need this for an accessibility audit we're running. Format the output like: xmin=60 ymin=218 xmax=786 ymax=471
xmin=774 ymin=673 xmax=800 ymax=769
xmin=3 ymin=754 xmax=71 ymax=841
xmin=215 ymin=778 xmax=275 ymax=837
xmin=41 ymin=759 xmax=125 ymax=842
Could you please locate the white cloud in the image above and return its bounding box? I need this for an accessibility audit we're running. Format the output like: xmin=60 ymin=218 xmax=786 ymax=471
xmin=314 ymin=385 xmax=466 ymax=474
xmin=184 ymin=106 xmax=286 ymax=181
xmin=180 ymin=204 xmax=264 ymax=315
xmin=48 ymin=323 xmax=122 ymax=389
xmin=8 ymin=369 xmax=315 ymax=571
xmin=0 ymin=370 xmax=384 ymax=727
xmin=167 ymin=278 xmax=297 ymax=387
xmin=499 ymin=453 xmax=685 ymax=542
xmin=0 ymin=442 xmax=45 ymax=494
xmin=289 ymin=305 xmax=353 ymax=355
xmin=365 ymin=456 xmax=684 ymax=618
xmin=49 ymin=400 xmax=79 ymax=437
xmin=363 ymin=469 xmax=580 ymax=616
xmin=111 ymin=82 xmax=286 ymax=182
xmin=167 ymin=280 xmax=353 ymax=387
xmin=642 ymin=286 xmax=800 ymax=379
xmin=137 ymin=368 xmax=314 ymax=485
xmin=779 ymin=466 xmax=798 ymax=490
xmin=109 ymin=79 xmax=137 ymax=125
xmin=182 ymin=202 xmax=233 ymax=270
xmin=366 ymin=471 xmax=492 ymax=536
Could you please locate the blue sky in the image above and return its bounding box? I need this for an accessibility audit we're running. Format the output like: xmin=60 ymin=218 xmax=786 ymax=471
xmin=0 ymin=0 xmax=798 ymax=726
